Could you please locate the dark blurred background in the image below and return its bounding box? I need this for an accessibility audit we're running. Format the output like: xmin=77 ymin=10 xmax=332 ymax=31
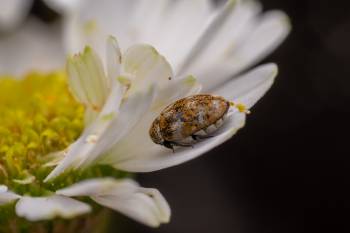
xmin=31 ymin=0 xmax=349 ymax=232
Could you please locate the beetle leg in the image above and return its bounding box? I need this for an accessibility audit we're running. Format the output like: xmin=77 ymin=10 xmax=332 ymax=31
xmin=192 ymin=135 xmax=199 ymax=141
xmin=163 ymin=141 xmax=175 ymax=152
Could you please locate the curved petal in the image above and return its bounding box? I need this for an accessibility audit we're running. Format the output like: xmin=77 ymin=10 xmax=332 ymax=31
xmin=176 ymin=0 xmax=238 ymax=75
xmin=214 ymin=63 xmax=278 ymax=108
xmin=106 ymin=36 xmax=122 ymax=81
xmin=57 ymin=178 xmax=170 ymax=227
xmin=227 ymin=10 xmax=291 ymax=72
xmin=185 ymin=0 xmax=262 ymax=75
xmin=67 ymin=46 xmax=109 ymax=110
xmin=122 ymin=44 xmax=173 ymax=93
xmin=93 ymin=189 xmax=169 ymax=227
xmin=79 ymin=36 xmax=122 ymax=126
xmin=56 ymin=178 xmax=137 ymax=196
xmin=0 ymin=0 xmax=32 ymax=31
xmin=197 ymin=10 xmax=290 ymax=91
xmin=0 ymin=18 xmax=64 ymax=76
xmin=136 ymin=0 xmax=212 ymax=70
xmin=232 ymin=10 xmax=291 ymax=66
xmin=0 ymin=187 xmax=20 ymax=205
xmin=127 ymin=0 xmax=173 ymax=45
xmin=15 ymin=195 xmax=91 ymax=221
xmin=109 ymin=111 xmax=246 ymax=172
xmin=62 ymin=0 xmax=138 ymax=55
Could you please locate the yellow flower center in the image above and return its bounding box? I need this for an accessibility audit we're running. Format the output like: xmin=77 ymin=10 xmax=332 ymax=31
xmin=0 ymin=72 xmax=84 ymax=190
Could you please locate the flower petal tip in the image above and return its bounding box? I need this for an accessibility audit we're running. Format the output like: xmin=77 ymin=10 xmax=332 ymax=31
xmin=15 ymin=195 xmax=91 ymax=221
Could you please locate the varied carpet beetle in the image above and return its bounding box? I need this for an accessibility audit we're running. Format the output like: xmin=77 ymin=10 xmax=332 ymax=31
xmin=149 ymin=94 xmax=232 ymax=150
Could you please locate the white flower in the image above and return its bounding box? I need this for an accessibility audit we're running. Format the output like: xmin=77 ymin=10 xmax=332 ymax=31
xmin=0 ymin=0 xmax=290 ymax=227
xmin=0 ymin=32 xmax=276 ymax=226
xmin=43 ymin=0 xmax=288 ymax=179
xmin=0 ymin=0 xmax=32 ymax=31
xmin=42 ymin=31 xmax=275 ymax=222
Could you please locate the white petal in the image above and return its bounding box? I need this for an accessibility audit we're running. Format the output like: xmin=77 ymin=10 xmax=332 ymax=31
xmin=63 ymin=0 xmax=137 ymax=54
xmin=15 ymin=195 xmax=91 ymax=221
xmin=0 ymin=18 xmax=64 ymax=76
xmin=186 ymin=0 xmax=262 ymax=74
xmin=66 ymin=46 xmax=109 ymax=110
xmin=127 ymin=0 xmax=172 ymax=45
xmin=106 ymin=36 xmax=122 ymax=82
xmin=214 ymin=63 xmax=278 ymax=108
xmin=62 ymin=14 xmax=95 ymax=57
xmin=56 ymin=178 xmax=138 ymax=197
xmin=122 ymin=44 xmax=173 ymax=93
xmin=0 ymin=0 xmax=32 ymax=30
xmin=135 ymin=0 xmax=213 ymax=70
xmin=58 ymin=178 xmax=170 ymax=227
xmin=92 ymin=190 xmax=169 ymax=227
xmin=112 ymin=112 xmax=246 ymax=172
xmin=196 ymin=10 xmax=290 ymax=91
xmin=226 ymin=10 xmax=291 ymax=74
xmin=176 ymin=0 xmax=238 ymax=75
xmin=0 ymin=187 xmax=20 ymax=205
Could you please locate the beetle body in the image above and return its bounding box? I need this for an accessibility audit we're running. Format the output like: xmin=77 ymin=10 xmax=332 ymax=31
xmin=149 ymin=94 xmax=230 ymax=150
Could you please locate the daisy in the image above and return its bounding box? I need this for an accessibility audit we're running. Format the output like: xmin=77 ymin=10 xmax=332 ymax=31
xmin=0 ymin=0 xmax=290 ymax=231
xmin=0 ymin=34 xmax=276 ymax=230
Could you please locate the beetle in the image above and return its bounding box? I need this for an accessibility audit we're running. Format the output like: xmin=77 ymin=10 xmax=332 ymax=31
xmin=149 ymin=94 xmax=231 ymax=150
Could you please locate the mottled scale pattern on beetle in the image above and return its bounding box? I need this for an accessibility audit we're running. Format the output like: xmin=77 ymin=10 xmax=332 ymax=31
xmin=149 ymin=94 xmax=230 ymax=149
